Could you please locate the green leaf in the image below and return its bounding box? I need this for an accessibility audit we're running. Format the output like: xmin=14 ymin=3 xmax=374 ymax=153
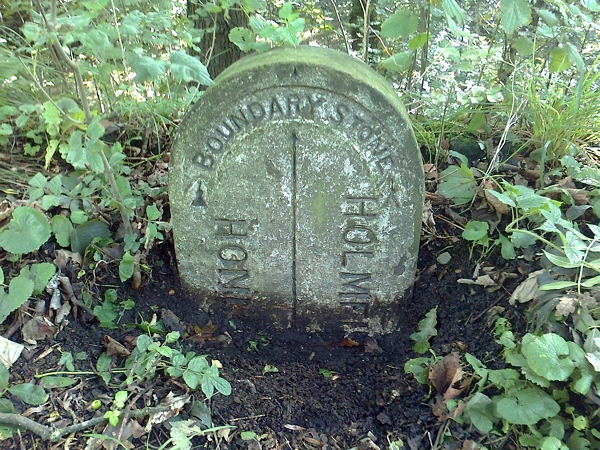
xmin=0 ymin=276 xmax=34 ymax=324
xmin=443 ymin=0 xmax=465 ymax=25
xmin=498 ymin=234 xmax=516 ymax=260
xmin=408 ymin=33 xmax=429 ymax=50
xmin=146 ymin=204 xmax=161 ymax=221
xmin=380 ymin=52 xmax=413 ymax=72
xmin=462 ymin=221 xmax=489 ymax=241
xmin=19 ymin=263 xmax=55 ymax=294
xmin=0 ymin=268 xmax=3 ymax=285
xmin=494 ymin=387 xmax=560 ymax=425
xmin=466 ymin=393 xmax=495 ymax=432
xmin=170 ymin=50 xmax=213 ymax=86
xmin=381 ymin=10 xmax=418 ymax=39
xmin=229 ymin=27 xmax=256 ymax=52
xmin=0 ymin=363 xmax=8 ymax=389
xmin=41 ymin=376 xmax=77 ymax=388
xmin=549 ymin=47 xmax=572 ymax=73
xmin=132 ymin=56 xmax=168 ymax=83
xmin=524 ymin=334 xmax=574 ymax=381
xmin=41 ymin=101 xmax=61 ymax=137
xmin=278 ymin=2 xmax=293 ymax=20
xmin=0 ymin=207 xmax=51 ymax=254
xmin=513 ymin=36 xmax=534 ymax=56
xmin=500 ymin=0 xmax=531 ymax=34
xmin=119 ymin=251 xmax=135 ymax=282
xmin=437 ymin=165 xmax=477 ymax=205
xmin=538 ymin=281 xmax=578 ymax=291
xmin=537 ymin=9 xmax=559 ymax=27
xmin=51 ymin=215 xmax=73 ymax=248
xmin=86 ymin=117 xmax=105 ymax=141
xmin=404 ymin=357 xmax=432 ymax=384
xmin=8 ymin=383 xmax=48 ymax=405
xmin=410 ymin=307 xmax=438 ymax=353
xmin=70 ymin=219 xmax=110 ymax=255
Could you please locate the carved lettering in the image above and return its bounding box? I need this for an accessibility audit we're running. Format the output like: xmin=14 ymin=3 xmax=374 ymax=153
xmin=343 ymin=197 xmax=377 ymax=217
xmin=343 ymin=224 xmax=376 ymax=245
xmin=219 ymin=244 xmax=248 ymax=262
xmin=217 ymin=269 xmax=250 ymax=296
xmin=216 ymin=220 xmax=248 ymax=237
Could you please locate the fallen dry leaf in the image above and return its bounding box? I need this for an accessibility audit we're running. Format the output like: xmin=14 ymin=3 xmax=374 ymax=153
xmin=510 ymin=270 xmax=544 ymax=305
xmin=457 ymin=275 xmax=496 ymax=286
xmin=161 ymin=308 xmax=186 ymax=335
xmin=428 ymin=352 xmax=465 ymax=400
xmin=555 ymin=295 xmax=578 ymax=317
xmin=21 ymin=317 xmax=57 ymax=344
xmin=104 ymin=335 xmax=131 ymax=357
xmin=335 ymin=338 xmax=360 ymax=347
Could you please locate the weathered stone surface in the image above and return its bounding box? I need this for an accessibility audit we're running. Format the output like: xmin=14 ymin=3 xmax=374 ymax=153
xmin=170 ymin=46 xmax=424 ymax=334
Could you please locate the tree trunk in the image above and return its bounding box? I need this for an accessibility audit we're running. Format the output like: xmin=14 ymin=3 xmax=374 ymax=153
xmin=188 ymin=1 xmax=249 ymax=78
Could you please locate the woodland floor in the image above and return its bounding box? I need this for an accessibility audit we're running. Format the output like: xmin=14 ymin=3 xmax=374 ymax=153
xmin=2 ymin=219 xmax=530 ymax=449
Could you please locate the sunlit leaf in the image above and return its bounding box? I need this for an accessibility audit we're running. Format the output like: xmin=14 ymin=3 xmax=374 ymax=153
xmin=8 ymin=383 xmax=48 ymax=405
xmin=494 ymin=387 xmax=560 ymax=425
xmin=500 ymin=0 xmax=531 ymax=34
xmin=381 ymin=10 xmax=418 ymax=39
xmin=523 ymin=333 xmax=574 ymax=381
xmin=0 ymin=207 xmax=50 ymax=255
xmin=549 ymin=47 xmax=572 ymax=73
xmin=380 ymin=52 xmax=412 ymax=72
xmin=170 ymin=50 xmax=213 ymax=86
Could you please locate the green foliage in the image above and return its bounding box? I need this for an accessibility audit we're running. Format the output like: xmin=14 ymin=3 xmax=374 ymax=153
xmin=410 ymin=307 xmax=438 ymax=353
xmin=229 ymin=2 xmax=305 ymax=52
xmin=98 ymin=332 xmax=232 ymax=400
xmin=0 ymin=207 xmax=51 ymax=254
xmin=436 ymin=165 xmax=477 ymax=205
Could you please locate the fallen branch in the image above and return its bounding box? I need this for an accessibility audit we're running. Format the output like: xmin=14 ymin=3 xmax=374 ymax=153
xmin=0 ymin=405 xmax=170 ymax=442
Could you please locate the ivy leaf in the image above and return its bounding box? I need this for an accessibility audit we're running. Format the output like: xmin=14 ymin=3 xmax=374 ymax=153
xmin=500 ymin=0 xmax=531 ymax=34
xmin=410 ymin=307 xmax=438 ymax=353
xmin=8 ymin=383 xmax=48 ymax=405
xmin=524 ymin=334 xmax=574 ymax=381
xmin=170 ymin=50 xmax=213 ymax=86
xmin=0 ymin=207 xmax=51 ymax=254
xmin=437 ymin=165 xmax=477 ymax=205
xmin=381 ymin=10 xmax=418 ymax=39
xmin=494 ymin=387 xmax=560 ymax=425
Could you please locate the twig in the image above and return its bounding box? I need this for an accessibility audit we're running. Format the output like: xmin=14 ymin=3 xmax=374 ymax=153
xmin=329 ymin=0 xmax=350 ymax=54
xmin=0 ymin=405 xmax=171 ymax=442
xmin=361 ymin=0 xmax=371 ymax=62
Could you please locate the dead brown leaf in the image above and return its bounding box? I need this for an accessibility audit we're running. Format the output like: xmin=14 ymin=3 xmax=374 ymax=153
xmin=555 ymin=295 xmax=578 ymax=317
xmin=335 ymin=338 xmax=360 ymax=347
xmin=509 ymin=270 xmax=544 ymax=305
xmin=428 ymin=352 xmax=466 ymax=399
xmin=104 ymin=335 xmax=131 ymax=357
xmin=482 ymin=178 xmax=510 ymax=215
xmin=21 ymin=317 xmax=57 ymax=344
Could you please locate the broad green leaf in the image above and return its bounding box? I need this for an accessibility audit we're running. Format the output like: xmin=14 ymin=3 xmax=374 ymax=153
xmin=51 ymin=215 xmax=73 ymax=247
xmin=543 ymin=251 xmax=580 ymax=269
xmin=170 ymin=50 xmax=213 ymax=86
xmin=242 ymin=0 xmax=265 ymax=13
xmin=278 ymin=2 xmax=293 ymax=20
xmin=41 ymin=376 xmax=77 ymax=388
xmin=524 ymin=334 xmax=574 ymax=381
xmin=380 ymin=52 xmax=412 ymax=72
xmin=131 ymin=56 xmax=168 ymax=83
xmin=468 ymin=112 xmax=487 ymax=133
xmin=119 ymin=251 xmax=135 ymax=282
xmin=498 ymin=234 xmax=516 ymax=260
xmin=70 ymin=219 xmax=110 ymax=255
xmin=20 ymin=262 xmax=55 ymax=294
xmin=549 ymin=47 xmax=572 ymax=73
xmin=408 ymin=33 xmax=429 ymax=50
xmin=41 ymin=102 xmax=61 ymax=137
xmin=381 ymin=10 xmax=418 ymax=39
xmin=0 ymin=207 xmax=51 ymax=254
xmin=513 ymin=36 xmax=534 ymax=56
xmin=410 ymin=307 xmax=437 ymax=353
xmin=146 ymin=204 xmax=161 ymax=221
xmin=494 ymin=387 xmax=560 ymax=425
xmin=466 ymin=393 xmax=495 ymax=432
xmin=8 ymin=383 xmax=48 ymax=405
xmin=0 ymin=398 xmax=15 ymax=413
xmin=28 ymin=173 xmax=47 ymax=189
xmin=0 ymin=275 xmax=34 ymax=324
xmin=404 ymin=357 xmax=432 ymax=384
xmin=443 ymin=0 xmax=465 ymax=25
xmin=536 ymin=9 xmax=558 ymax=26
xmin=229 ymin=27 xmax=256 ymax=52
xmin=462 ymin=221 xmax=489 ymax=241
xmin=86 ymin=117 xmax=105 ymax=141
xmin=437 ymin=165 xmax=477 ymax=205
xmin=488 ymin=368 xmax=520 ymax=389
xmin=500 ymin=0 xmax=531 ymax=34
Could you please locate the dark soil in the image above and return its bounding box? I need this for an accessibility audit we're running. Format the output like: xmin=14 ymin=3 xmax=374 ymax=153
xmin=4 ymin=230 xmax=524 ymax=450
